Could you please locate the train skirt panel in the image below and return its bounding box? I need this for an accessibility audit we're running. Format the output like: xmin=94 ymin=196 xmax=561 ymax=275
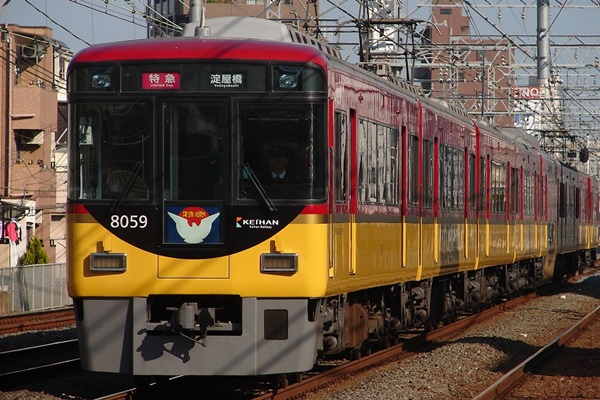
xmin=76 ymin=297 xmax=322 ymax=375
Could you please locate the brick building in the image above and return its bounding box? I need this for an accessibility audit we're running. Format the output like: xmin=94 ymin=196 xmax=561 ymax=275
xmin=0 ymin=24 xmax=70 ymax=265
xmin=417 ymin=0 xmax=514 ymax=127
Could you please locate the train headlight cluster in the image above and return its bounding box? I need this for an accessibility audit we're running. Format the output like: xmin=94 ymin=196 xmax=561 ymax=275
xmin=260 ymin=253 xmax=298 ymax=273
xmin=90 ymin=253 xmax=127 ymax=272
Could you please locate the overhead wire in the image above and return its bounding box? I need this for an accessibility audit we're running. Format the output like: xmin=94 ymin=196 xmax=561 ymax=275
xmin=23 ymin=0 xmax=91 ymax=46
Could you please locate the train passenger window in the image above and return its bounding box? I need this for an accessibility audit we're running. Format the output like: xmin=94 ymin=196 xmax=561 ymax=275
xmin=491 ymin=161 xmax=507 ymax=214
xmin=440 ymin=145 xmax=449 ymax=209
xmin=357 ymin=120 xmax=369 ymax=202
xmin=510 ymin=167 xmax=520 ymax=215
xmin=70 ymin=102 xmax=152 ymax=201
xmin=479 ymin=156 xmax=487 ymax=213
xmin=524 ymin=172 xmax=534 ymax=216
xmin=357 ymin=119 xmax=398 ymax=205
xmin=407 ymin=134 xmax=419 ymax=207
xmin=469 ymin=153 xmax=476 ymax=211
xmin=456 ymin=148 xmax=464 ymax=210
xmin=439 ymin=144 xmax=463 ymax=210
xmin=334 ymin=111 xmax=348 ymax=203
xmin=423 ymin=140 xmax=433 ymax=209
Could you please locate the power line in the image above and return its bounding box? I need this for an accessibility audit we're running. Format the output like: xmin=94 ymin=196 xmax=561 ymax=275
xmin=23 ymin=0 xmax=91 ymax=46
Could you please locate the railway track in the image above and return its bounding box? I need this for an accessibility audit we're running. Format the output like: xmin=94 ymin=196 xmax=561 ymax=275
xmin=248 ymin=293 xmax=535 ymax=400
xmin=0 ymin=307 xmax=75 ymax=335
xmin=473 ymin=303 xmax=600 ymax=400
xmin=0 ymin=339 xmax=80 ymax=389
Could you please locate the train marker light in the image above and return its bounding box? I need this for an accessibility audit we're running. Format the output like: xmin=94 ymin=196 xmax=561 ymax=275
xmin=92 ymin=74 xmax=111 ymax=89
xmin=260 ymin=253 xmax=298 ymax=273
xmin=90 ymin=253 xmax=126 ymax=272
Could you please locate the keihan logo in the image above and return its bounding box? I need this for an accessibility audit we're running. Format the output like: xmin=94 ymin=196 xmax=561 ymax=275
xmin=235 ymin=217 xmax=279 ymax=229
xmin=168 ymin=207 xmax=220 ymax=243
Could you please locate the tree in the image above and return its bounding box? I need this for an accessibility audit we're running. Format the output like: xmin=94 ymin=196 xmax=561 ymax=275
xmin=18 ymin=236 xmax=49 ymax=266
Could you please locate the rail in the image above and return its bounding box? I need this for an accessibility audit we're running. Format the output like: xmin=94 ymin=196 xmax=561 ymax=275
xmin=0 ymin=263 xmax=71 ymax=315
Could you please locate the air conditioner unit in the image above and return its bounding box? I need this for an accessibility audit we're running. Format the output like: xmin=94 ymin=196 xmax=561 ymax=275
xmin=20 ymin=43 xmax=46 ymax=59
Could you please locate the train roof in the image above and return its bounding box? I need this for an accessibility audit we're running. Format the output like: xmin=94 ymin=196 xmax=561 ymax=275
xmin=184 ymin=16 xmax=342 ymax=59
xmin=70 ymin=35 xmax=328 ymax=68
xmin=500 ymin=127 xmax=544 ymax=153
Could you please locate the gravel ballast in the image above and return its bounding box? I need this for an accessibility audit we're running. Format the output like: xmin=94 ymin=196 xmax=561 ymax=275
xmin=304 ymin=272 xmax=600 ymax=400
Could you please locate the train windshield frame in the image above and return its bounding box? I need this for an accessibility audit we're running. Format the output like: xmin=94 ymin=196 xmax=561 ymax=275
xmin=68 ymin=61 xmax=327 ymax=205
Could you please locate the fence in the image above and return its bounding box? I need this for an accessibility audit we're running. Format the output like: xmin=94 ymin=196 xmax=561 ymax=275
xmin=0 ymin=263 xmax=71 ymax=315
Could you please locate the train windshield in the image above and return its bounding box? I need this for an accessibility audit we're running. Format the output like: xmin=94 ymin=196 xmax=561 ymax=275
xmin=239 ymin=102 xmax=326 ymax=201
xmin=163 ymin=102 xmax=226 ymax=201
xmin=71 ymin=102 xmax=153 ymax=201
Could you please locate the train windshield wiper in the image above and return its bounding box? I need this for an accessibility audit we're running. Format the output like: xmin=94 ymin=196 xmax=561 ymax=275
xmin=110 ymin=161 xmax=143 ymax=212
xmin=243 ymin=163 xmax=277 ymax=212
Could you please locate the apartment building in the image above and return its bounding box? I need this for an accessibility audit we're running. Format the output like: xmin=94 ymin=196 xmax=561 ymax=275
xmin=0 ymin=24 xmax=70 ymax=265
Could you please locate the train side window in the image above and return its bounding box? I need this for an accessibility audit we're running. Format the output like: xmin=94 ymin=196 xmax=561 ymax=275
xmin=407 ymin=134 xmax=419 ymax=207
xmin=469 ymin=153 xmax=476 ymax=211
xmin=440 ymin=145 xmax=448 ymax=209
xmin=423 ymin=140 xmax=433 ymax=209
xmin=357 ymin=119 xmax=369 ymax=203
xmin=524 ymin=172 xmax=534 ymax=216
xmin=537 ymin=172 xmax=543 ymax=219
xmin=357 ymin=119 xmax=399 ymax=205
xmin=455 ymin=147 xmax=464 ymax=210
xmin=479 ymin=156 xmax=487 ymax=213
xmin=334 ymin=111 xmax=348 ymax=203
xmin=387 ymin=127 xmax=399 ymax=206
xmin=439 ymin=144 xmax=463 ymax=210
xmin=510 ymin=167 xmax=520 ymax=215
xmin=491 ymin=160 xmax=506 ymax=214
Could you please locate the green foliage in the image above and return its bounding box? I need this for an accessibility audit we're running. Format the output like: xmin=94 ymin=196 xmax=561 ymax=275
xmin=18 ymin=236 xmax=50 ymax=266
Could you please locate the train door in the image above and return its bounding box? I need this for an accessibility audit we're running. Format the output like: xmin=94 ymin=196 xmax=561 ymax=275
xmin=405 ymin=128 xmax=422 ymax=274
xmin=330 ymin=109 xmax=355 ymax=278
xmin=467 ymin=151 xmax=477 ymax=260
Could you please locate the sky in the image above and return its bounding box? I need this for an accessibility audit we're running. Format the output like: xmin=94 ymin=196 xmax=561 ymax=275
xmin=0 ymin=0 xmax=149 ymax=54
xmin=1 ymin=0 xmax=599 ymax=56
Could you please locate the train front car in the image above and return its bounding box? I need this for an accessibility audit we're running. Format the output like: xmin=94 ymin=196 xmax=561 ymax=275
xmin=66 ymin=34 xmax=329 ymax=376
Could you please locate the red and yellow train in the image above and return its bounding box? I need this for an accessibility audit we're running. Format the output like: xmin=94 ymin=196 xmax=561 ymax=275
xmin=67 ymin=17 xmax=598 ymax=379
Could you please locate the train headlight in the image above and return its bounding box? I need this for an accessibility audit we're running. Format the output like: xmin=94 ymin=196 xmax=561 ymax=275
xmin=260 ymin=253 xmax=298 ymax=273
xmin=90 ymin=253 xmax=126 ymax=272
xmin=278 ymin=73 xmax=299 ymax=89
xmin=92 ymin=74 xmax=112 ymax=89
